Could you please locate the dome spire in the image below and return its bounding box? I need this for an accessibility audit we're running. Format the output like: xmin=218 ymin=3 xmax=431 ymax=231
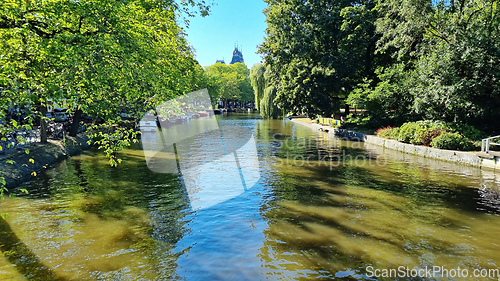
xmin=230 ymin=42 xmax=244 ymax=64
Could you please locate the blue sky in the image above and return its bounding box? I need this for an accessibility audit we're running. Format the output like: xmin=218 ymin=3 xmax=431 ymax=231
xmin=184 ymin=0 xmax=268 ymax=68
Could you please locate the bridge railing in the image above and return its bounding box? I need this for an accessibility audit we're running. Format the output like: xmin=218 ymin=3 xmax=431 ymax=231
xmin=481 ymin=135 xmax=500 ymax=153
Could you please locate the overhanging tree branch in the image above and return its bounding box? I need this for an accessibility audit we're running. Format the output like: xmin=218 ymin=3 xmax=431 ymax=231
xmin=0 ymin=16 xmax=98 ymax=39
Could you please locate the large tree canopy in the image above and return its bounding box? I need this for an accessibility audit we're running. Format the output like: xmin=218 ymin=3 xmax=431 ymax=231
xmin=0 ymin=0 xmax=211 ymax=164
xmin=260 ymin=0 xmax=500 ymax=133
xmin=204 ymin=62 xmax=254 ymax=105
xmin=259 ymin=0 xmax=380 ymax=117
xmin=355 ymin=0 xmax=500 ymax=131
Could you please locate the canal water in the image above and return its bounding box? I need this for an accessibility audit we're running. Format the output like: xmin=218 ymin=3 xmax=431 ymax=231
xmin=1 ymin=114 xmax=499 ymax=280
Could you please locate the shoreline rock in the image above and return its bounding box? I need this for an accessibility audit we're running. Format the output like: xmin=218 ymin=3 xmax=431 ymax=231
xmin=0 ymin=135 xmax=91 ymax=189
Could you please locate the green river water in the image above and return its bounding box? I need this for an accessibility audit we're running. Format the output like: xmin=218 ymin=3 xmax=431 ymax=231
xmin=0 ymin=114 xmax=499 ymax=280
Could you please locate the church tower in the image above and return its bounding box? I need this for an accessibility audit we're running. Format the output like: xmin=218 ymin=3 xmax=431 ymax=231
xmin=230 ymin=45 xmax=244 ymax=64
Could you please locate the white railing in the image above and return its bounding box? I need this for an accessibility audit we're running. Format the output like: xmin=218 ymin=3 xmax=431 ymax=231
xmin=481 ymin=135 xmax=500 ymax=153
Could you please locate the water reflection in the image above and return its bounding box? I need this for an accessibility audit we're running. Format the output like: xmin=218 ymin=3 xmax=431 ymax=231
xmin=1 ymin=149 xmax=190 ymax=280
xmin=258 ymin=120 xmax=500 ymax=280
xmin=142 ymin=115 xmax=260 ymax=211
xmin=0 ymin=115 xmax=498 ymax=280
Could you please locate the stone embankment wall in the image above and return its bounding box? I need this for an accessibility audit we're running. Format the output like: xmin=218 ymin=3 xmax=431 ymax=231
xmin=291 ymin=119 xmax=500 ymax=172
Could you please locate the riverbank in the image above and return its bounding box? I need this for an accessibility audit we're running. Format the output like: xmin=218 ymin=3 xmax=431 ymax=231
xmin=290 ymin=118 xmax=500 ymax=172
xmin=0 ymin=135 xmax=91 ymax=189
xmin=287 ymin=117 xmax=338 ymax=134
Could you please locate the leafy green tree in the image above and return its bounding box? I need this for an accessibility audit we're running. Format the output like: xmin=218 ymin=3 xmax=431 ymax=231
xmin=1 ymin=0 xmax=212 ymax=165
xmin=362 ymin=0 xmax=500 ymax=132
xmin=260 ymin=0 xmax=500 ymax=134
xmin=259 ymin=0 xmax=380 ymax=118
xmin=204 ymin=62 xmax=253 ymax=106
xmin=250 ymin=63 xmax=281 ymax=118
xmin=238 ymin=78 xmax=254 ymax=103
xmin=250 ymin=63 xmax=266 ymax=111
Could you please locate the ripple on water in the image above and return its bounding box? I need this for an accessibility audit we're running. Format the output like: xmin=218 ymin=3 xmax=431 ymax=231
xmin=1 ymin=115 xmax=499 ymax=281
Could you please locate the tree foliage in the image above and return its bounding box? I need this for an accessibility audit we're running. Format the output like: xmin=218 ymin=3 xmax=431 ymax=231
xmin=260 ymin=0 xmax=500 ymax=134
xmin=250 ymin=63 xmax=280 ymax=118
xmin=368 ymin=0 xmax=500 ymax=132
xmin=250 ymin=63 xmax=266 ymax=111
xmin=204 ymin=62 xmax=254 ymax=105
xmin=0 ymin=0 xmax=211 ymax=165
xmin=259 ymin=0 xmax=380 ymax=118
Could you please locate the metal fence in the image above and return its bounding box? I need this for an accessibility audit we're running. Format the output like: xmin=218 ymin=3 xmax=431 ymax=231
xmin=481 ymin=135 xmax=500 ymax=153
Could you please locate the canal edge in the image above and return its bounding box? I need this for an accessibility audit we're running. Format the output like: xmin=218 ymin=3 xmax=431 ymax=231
xmin=289 ymin=118 xmax=500 ymax=173
xmin=0 ymin=134 xmax=92 ymax=189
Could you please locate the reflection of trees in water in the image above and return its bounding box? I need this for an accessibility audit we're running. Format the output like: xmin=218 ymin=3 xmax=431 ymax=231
xmin=256 ymin=119 xmax=343 ymax=169
xmin=258 ymin=143 xmax=500 ymax=280
xmin=478 ymin=182 xmax=500 ymax=213
xmin=0 ymin=217 xmax=67 ymax=281
xmin=75 ymin=150 xmax=193 ymax=280
xmin=8 ymin=147 xmax=192 ymax=280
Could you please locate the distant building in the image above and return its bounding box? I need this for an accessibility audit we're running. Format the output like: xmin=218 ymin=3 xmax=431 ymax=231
xmin=215 ymin=59 xmax=226 ymax=64
xmin=229 ymin=46 xmax=244 ymax=65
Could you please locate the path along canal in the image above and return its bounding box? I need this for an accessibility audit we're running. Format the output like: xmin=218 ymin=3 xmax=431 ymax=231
xmin=0 ymin=114 xmax=499 ymax=280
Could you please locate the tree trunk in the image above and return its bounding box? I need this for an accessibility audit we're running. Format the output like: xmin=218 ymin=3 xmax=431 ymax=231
xmin=40 ymin=107 xmax=48 ymax=143
xmin=69 ymin=109 xmax=82 ymax=137
xmin=345 ymin=104 xmax=350 ymax=116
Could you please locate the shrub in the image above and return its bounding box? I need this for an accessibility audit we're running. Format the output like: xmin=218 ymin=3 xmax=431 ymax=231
xmin=375 ymin=126 xmax=395 ymax=139
xmin=394 ymin=122 xmax=425 ymax=144
xmin=394 ymin=122 xmax=420 ymax=143
xmin=375 ymin=120 xmax=480 ymax=150
xmin=394 ymin=120 xmax=447 ymax=145
xmin=420 ymin=129 xmax=447 ymax=146
xmin=430 ymin=132 xmax=473 ymax=151
xmin=390 ymin=127 xmax=400 ymax=139
xmin=415 ymin=120 xmax=447 ymax=129
xmin=446 ymin=123 xmax=485 ymax=141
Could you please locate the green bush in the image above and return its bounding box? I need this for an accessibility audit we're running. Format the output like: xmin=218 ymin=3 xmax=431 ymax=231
xmin=430 ymin=132 xmax=473 ymax=151
xmin=393 ymin=120 xmax=447 ymax=145
xmin=375 ymin=120 xmax=481 ymax=150
xmin=446 ymin=123 xmax=485 ymax=141
xmin=375 ymin=126 xmax=395 ymax=139
xmin=420 ymin=129 xmax=447 ymax=146
xmin=414 ymin=121 xmax=447 ymax=144
xmin=390 ymin=127 xmax=400 ymax=139
xmin=394 ymin=122 xmax=419 ymax=143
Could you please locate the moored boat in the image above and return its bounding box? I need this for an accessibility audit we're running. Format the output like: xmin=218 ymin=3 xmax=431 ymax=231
xmin=139 ymin=113 xmax=157 ymax=132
